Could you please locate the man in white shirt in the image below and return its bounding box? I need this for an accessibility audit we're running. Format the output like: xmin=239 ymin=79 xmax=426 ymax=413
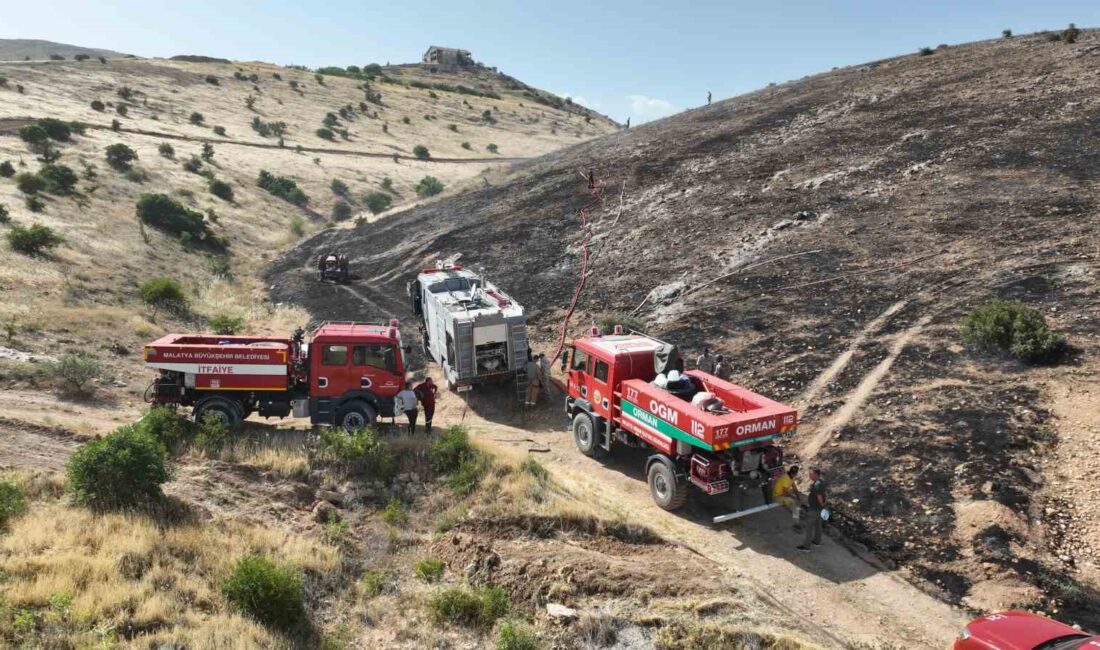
xmin=395 ymin=381 xmax=419 ymax=434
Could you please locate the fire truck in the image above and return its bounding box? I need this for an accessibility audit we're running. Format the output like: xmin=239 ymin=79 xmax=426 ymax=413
xmin=563 ymin=329 xmax=798 ymax=521
xmin=144 ymin=321 xmax=410 ymax=429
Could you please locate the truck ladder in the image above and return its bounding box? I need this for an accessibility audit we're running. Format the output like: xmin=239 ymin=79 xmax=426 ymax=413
xmin=510 ymin=321 xmax=529 ymax=404
xmin=455 ymin=321 xmax=475 ymax=378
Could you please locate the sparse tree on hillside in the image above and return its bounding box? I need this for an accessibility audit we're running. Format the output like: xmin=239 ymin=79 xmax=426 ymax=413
xmin=117 ymin=86 xmax=134 ymax=100
xmin=158 ymin=143 xmax=175 ymax=159
xmin=189 ymin=112 xmax=204 ymax=125
xmin=331 ymin=200 xmax=352 ymax=221
xmin=90 ymin=99 xmax=105 ymax=111
xmin=7 ymin=223 xmax=63 ymax=255
xmin=413 ymin=145 xmax=430 ymax=160
xmin=116 ymin=104 xmax=128 ymax=117
xmin=0 ymin=161 xmax=14 ymax=178
xmin=330 ymin=179 xmax=349 ymax=196
xmin=487 ymin=144 xmax=499 ymax=154
xmin=213 ymin=126 xmax=226 ymax=136
xmin=414 ymin=176 xmax=444 ymax=198
xmin=1002 ymin=29 xmax=1013 ymax=38
xmin=364 ymin=191 xmax=392 ymax=215
xmin=1063 ymin=23 xmax=1080 ymax=44
xmin=105 ymin=143 xmax=138 ymax=170
xmin=245 ymin=94 xmax=257 ymax=110
xmin=205 ymin=75 xmax=219 ymax=85
xmin=201 ymin=143 xmax=215 ymax=162
xmin=918 ymin=46 xmax=934 ymax=56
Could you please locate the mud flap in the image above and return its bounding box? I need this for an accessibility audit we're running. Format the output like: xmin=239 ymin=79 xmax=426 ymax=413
xmin=712 ymin=502 xmax=781 ymax=524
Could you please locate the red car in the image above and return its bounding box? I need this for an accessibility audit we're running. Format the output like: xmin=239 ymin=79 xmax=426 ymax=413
xmin=955 ymin=611 xmax=1099 ymax=650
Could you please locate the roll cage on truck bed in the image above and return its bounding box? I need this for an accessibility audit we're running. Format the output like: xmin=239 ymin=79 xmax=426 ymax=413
xmin=563 ymin=329 xmax=798 ymax=522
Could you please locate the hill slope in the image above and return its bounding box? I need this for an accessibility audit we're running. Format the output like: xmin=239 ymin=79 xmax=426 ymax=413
xmin=269 ymin=30 xmax=1100 ymax=626
xmin=0 ymin=54 xmax=618 ymax=399
xmin=0 ymin=39 xmax=129 ymax=61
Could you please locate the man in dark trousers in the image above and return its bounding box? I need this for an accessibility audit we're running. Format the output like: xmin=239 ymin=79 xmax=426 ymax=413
xmin=414 ymin=377 xmax=438 ymax=434
xmin=395 ymin=381 xmax=418 ymax=435
xmin=797 ymin=467 xmax=827 ymax=551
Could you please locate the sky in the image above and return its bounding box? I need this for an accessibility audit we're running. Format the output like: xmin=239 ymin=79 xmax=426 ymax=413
xmin=3 ymin=1 xmax=1098 ymax=124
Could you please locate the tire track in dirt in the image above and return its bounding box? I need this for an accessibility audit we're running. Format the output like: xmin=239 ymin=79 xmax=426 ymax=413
xmin=0 ymin=417 xmax=80 ymax=472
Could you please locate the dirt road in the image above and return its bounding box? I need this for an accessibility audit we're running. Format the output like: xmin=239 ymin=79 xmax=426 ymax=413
xmin=433 ymin=388 xmax=967 ymax=649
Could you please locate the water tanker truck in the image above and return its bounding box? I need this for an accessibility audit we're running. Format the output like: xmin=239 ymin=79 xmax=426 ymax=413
xmin=144 ymin=321 xmax=410 ymax=429
xmin=563 ymin=329 xmax=798 ymax=521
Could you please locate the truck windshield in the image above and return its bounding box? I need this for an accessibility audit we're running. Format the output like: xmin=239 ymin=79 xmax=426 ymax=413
xmin=353 ymin=344 xmax=398 ymax=373
xmin=571 ymin=348 xmax=588 ymax=372
xmin=428 ymin=277 xmax=481 ymax=293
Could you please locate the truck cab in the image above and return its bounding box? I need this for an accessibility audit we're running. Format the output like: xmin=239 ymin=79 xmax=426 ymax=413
xmin=307 ymin=322 xmax=408 ymax=429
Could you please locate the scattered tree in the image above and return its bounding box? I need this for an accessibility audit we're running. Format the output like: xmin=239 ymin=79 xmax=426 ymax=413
xmin=331 ymin=200 xmax=353 ymax=221
xmin=209 ymin=314 xmax=245 ymax=335
xmin=413 ymin=145 xmax=430 ymax=160
xmin=257 ymin=170 xmax=309 ymax=206
xmin=38 ymin=164 xmax=79 ymax=194
xmin=380 ymin=177 xmax=394 ymax=193
xmin=1063 ymin=23 xmax=1080 ymax=44
xmin=66 ymin=425 xmax=169 ymax=510
xmin=210 ymin=178 xmax=234 ymax=201
xmin=1002 ymin=29 xmax=1013 ymax=38
xmin=189 ymin=111 xmax=205 ymax=125
xmin=158 ymin=142 xmax=175 ymax=158
xmin=961 ymin=300 xmax=1064 ymax=363
xmin=116 ymin=104 xmax=128 ymax=117
xmin=461 ymin=141 xmax=472 ymax=150
xmin=90 ymin=99 xmax=105 ymax=111
xmin=486 ymin=143 xmax=499 ymax=154
xmin=918 ymin=47 xmax=934 ymax=56
xmin=105 ymin=143 xmax=138 ymax=170
xmin=364 ymin=191 xmax=392 ymax=214
xmin=74 ymin=53 xmax=90 ymax=61
xmin=48 ymin=353 xmax=101 ymax=398
xmin=138 ymin=276 xmax=188 ymax=318
xmin=415 ymin=175 xmax=444 ymax=198
xmin=205 ymin=75 xmax=219 ymax=85
xmin=111 ymin=119 xmax=121 ymax=131
xmin=182 ymin=156 xmax=203 ymax=173
xmin=18 ymin=125 xmax=49 ymax=148
xmin=0 ymin=161 xmax=13 ymax=178
xmin=222 ymin=555 xmax=306 ymax=633
xmin=213 ymin=125 xmax=226 ymax=136
xmin=15 ymin=172 xmax=46 ymax=195
xmin=330 ymin=178 xmax=349 ymax=196
xmin=25 ymin=195 xmax=45 ymax=213
xmin=245 ymin=94 xmax=257 ymax=110
xmin=316 ymin=127 xmax=334 ymax=140
xmin=49 ymin=54 xmax=64 ymax=61
xmin=7 ymin=223 xmax=63 ymax=255
xmin=201 ymin=143 xmax=215 ymax=161
xmin=136 ymin=194 xmax=205 ymax=240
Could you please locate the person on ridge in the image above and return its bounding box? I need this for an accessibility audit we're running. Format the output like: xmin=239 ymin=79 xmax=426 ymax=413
xmin=414 ymin=377 xmax=438 ymax=434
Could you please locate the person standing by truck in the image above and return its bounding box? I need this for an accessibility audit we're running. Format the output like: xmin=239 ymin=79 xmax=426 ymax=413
xmin=772 ymin=465 xmax=802 ymax=529
xmin=414 ymin=377 xmax=438 ymax=434
xmin=696 ymin=348 xmax=715 ymax=374
xmin=538 ymin=352 xmax=553 ymax=397
xmin=713 ymin=354 xmax=732 ymax=380
xmin=395 ymin=381 xmax=419 ymax=434
xmin=797 ymin=468 xmax=827 ymax=551
xmin=525 ymin=351 xmax=541 ymax=406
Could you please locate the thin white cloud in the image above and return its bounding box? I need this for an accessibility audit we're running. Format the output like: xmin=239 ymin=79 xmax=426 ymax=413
xmin=628 ymin=94 xmax=680 ymax=123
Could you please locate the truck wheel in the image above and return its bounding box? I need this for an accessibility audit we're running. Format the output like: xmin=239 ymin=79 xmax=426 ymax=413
xmin=648 ymin=461 xmax=687 ymax=511
xmin=572 ymin=413 xmax=605 ymax=458
xmin=194 ymin=397 xmax=243 ymax=428
xmin=337 ymin=402 xmax=377 ymax=432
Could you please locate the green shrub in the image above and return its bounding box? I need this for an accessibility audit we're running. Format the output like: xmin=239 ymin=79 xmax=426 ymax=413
xmin=50 ymin=54 xmax=64 ymax=61
xmin=25 ymin=195 xmax=44 ymax=213
xmin=330 ymin=178 xmax=349 ymax=196
xmin=182 ymin=156 xmax=203 ymax=173
xmin=15 ymin=172 xmax=46 ymax=194
xmin=213 ymin=125 xmax=226 ymax=136
xmin=204 ymin=75 xmax=219 ymax=85
xmin=75 ymin=53 xmax=90 ymax=61
xmin=0 ymin=204 xmax=8 ymax=223
xmin=136 ymin=406 xmax=195 ymax=453
xmin=137 ymin=194 xmax=205 ymax=239
xmin=201 ymin=143 xmax=215 ymax=161
xmin=258 ymin=170 xmax=309 ymax=206
xmin=596 ymin=311 xmax=646 ymax=335
xmin=289 ymin=216 xmax=305 ymax=237
xmin=209 ymin=313 xmax=245 ymax=334
xmin=412 ymin=145 xmax=430 ymax=160
xmin=222 ymin=555 xmax=305 ymax=632
xmin=0 ymin=479 xmax=27 ymax=528
xmin=429 ymin=585 xmax=509 ymax=628
xmin=0 ymin=160 xmax=15 ymax=178
xmin=497 ymin=620 xmax=541 ymax=650
xmin=36 ymin=118 xmax=72 ymax=142
xmin=415 ymin=175 xmax=444 ymax=198
xmin=158 ymin=142 xmax=174 ymax=158
xmin=331 ymin=200 xmax=353 ymax=221
xmin=66 ymin=425 xmax=169 ymax=509
xmin=960 ymin=299 xmax=1063 ymax=363
xmin=210 ymin=178 xmax=234 ymax=201
xmin=316 ymin=127 xmax=335 ymax=140
xmin=311 ymin=427 xmax=395 ymax=479
xmin=449 ymin=454 xmax=490 ymax=495
xmin=48 ymin=353 xmax=100 ymax=397
xmin=138 ymin=277 xmax=187 ymax=318
xmin=7 ymin=223 xmax=63 ymax=255
xmin=918 ymin=47 xmax=934 ymax=56
xmin=380 ymin=177 xmax=394 ymax=193
xmin=38 ymin=164 xmax=78 ymax=194
xmin=18 ymin=125 xmax=49 ymax=147
xmin=322 ymin=113 xmax=339 ymax=128
xmin=519 ymin=458 xmax=548 ymax=483
xmin=382 ymin=497 xmax=408 ymax=526
xmin=189 ymin=112 xmax=204 ymax=125
xmin=105 ymin=143 xmax=138 ymax=170
xmin=1063 ymin=23 xmax=1080 ymax=44
xmin=361 ymin=570 xmax=395 ymax=598
xmin=116 ymin=86 xmax=134 ymax=100
xmin=195 ymin=412 xmax=231 ymax=454
xmin=111 ymin=119 xmax=121 ymax=131
xmin=430 ymin=426 xmax=475 ymax=473
xmin=461 ymin=141 xmax=472 ymax=150
xmin=487 ymin=143 xmax=499 ymax=154
xmin=364 ymin=191 xmax=392 ymax=215
xmin=414 ymin=557 xmax=444 ymax=583
xmin=1002 ymin=29 xmax=1012 ymax=38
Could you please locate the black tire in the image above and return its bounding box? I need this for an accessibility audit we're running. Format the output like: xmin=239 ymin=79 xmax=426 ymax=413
xmin=572 ymin=412 xmax=604 ymax=458
xmin=648 ymin=460 xmax=687 ymax=511
xmin=193 ymin=396 xmax=243 ymax=428
xmin=337 ymin=401 xmax=377 ymax=432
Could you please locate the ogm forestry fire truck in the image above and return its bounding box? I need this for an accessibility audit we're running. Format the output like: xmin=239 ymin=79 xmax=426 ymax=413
xmin=144 ymin=321 xmax=410 ymax=429
xmin=563 ymin=329 xmax=798 ymax=521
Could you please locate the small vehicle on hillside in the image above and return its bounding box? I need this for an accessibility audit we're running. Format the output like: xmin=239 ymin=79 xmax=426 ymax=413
xmin=144 ymin=321 xmax=410 ymax=429
xmin=954 ymin=611 xmax=1099 ymax=650
xmin=317 ymin=252 xmax=350 ymax=284
xmin=562 ymin=328 xmax=798 ymax=520
xmin=408 ymin=259 xmax=528 ymax=396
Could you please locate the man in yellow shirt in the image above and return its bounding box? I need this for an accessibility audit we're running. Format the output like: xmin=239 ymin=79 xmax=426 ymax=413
xmin=772 ymin=465 xmax=802 ymax=529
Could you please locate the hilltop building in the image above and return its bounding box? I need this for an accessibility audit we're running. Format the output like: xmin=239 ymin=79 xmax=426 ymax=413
xmin=422 ymin=46 xmax=473 ymax=67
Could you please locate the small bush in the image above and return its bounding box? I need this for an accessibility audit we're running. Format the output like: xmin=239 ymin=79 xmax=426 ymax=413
xmin=48 ymin=353 xmax=101 ymax=397
xmin=116 ymin=86 xmax=134 ymax=100
xmin=331 ymin=200 xmax=353 ymax=221
xmin=38 ymin=164 xmax=79 ymax=194
xmin=0 ymin=479 xmax=27 ymax=528
xmin=1063 ymin=23 xmax=1080 ymax=44
xmin=195 ymin=412 xmax=231 ymax=454
xmin=430 ymin=426 xmax=475 ymax=473
xmin=75 ymin=53 xmax=90 ymax=61
xmin=19 ymin=124 xmax=49 ymax=147
xmin=15 ymin=172 xmax=46 ymax=194
xmin=401 ymin=116 xmax=411 ymax=125
xmin=288 ymin=216 xmax=305 ymax=237
xmin=138 ymin=277 xmax=188 ymax=318
xmin=361 ymin=570 xmax=395 ymax=598
xmin=209 ymin=313 xmax=245 ymax=334
xmin=596 ymin=311 xmax=646 ymax=335
xmin=380 ymin=177 xmax=394 ymax=193
xmin=414 ymin=557 xmax=444 ymax=582
xmin=461 ymin=141 xmax=472 ymax=150
xmin=222 ymin=555 xmax=305 ymax=632
xmin=258 ymin=170 xmax=309 ymax=206
xmin=0 ymin=160 xmax=15 ymax=178
xmin=136 ymin=406 xmax=195 ymax=453
xmin=412 ymin=145 xmax=430 ymax=160
xmin=50 ymin=54 xmax=64 ymax=61
xmin=213 ymin=125 xmax=226 ymax=136
xmin=1002 ymin=29 xmax=1013 ymax=38
xmin=316 ymin=127 xmax=335 ymax=140
xmin=960 ymin=299 xmax=1063 ymax=363
xmin=66 ymin=425 xmax=169 ymax=509
xmin=415 ymin=175 xmax=444 ymax=198
xmin=7 ymin=223 xmax=63 ymax=255
xmin=204 ymin=75 xmax=219 ymax=85
xmin=497 ymin=620 xmax=541 ymax=650
xmin=36 ymin=118 xmax=72 ymax=141
xmin=519 ymin=458 xmax=549 ymax=483
xmin=189 ymin=112 xmax=204 ymax=125
xmin=25 ymin=195 xmax=45 ymax=212
xmin=364 ymin=191 xmax=392 ymax=215
xmin=137 ymin=194 xmax=205 ymax=238
xmin=382 ymin=498 xmax=408 ymax=526
xmin=201 ymin=143 xmax=215 ymax=161
xmin=311 ymin=427 xmax=395 ymax=479
xmin=210 ymin=178 xmax=234 ymax=201
xmin=116 ymin=104 xmax=128 ymax=117
xmin=111 ymin=119 xmax=121 ymax=131
xmin=105 ymin=143 xmax=138 ymax=170
xmin=0 ymin=204 xmax=8 ymax=223
xmin=429 ymin=585 xmax=509 ymax=628
xmin=487 ymin=144 xmax=499 ymax=154
xmin=182 ymin=156 xmax=203 ymax=173
xmin=918 ymin=47 xmax=934 ymax=56
xmin=330 ymin=178 xmax=349 ymax=196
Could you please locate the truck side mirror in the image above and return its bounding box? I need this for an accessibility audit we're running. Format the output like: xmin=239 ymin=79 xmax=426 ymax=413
xmin=560 ymin=349 xmax=569 ymax=372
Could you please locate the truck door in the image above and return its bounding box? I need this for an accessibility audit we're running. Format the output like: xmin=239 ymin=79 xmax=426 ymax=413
xmin=352 ymin=343 xmax=403 ymax=398
xmin=313 ymin=342 xmax=351 ymax=398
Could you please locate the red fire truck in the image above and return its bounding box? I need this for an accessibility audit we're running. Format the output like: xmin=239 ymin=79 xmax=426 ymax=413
xmin=563 ymin=329 xmax=798 ymax=520
xmin=144 ymin=321 xmax=409 ymax=429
